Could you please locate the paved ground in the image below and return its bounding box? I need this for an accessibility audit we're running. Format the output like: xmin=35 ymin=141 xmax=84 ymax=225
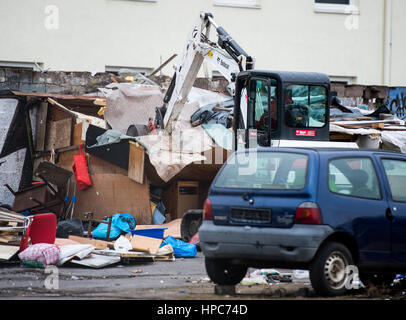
xmin=0 ymin=252 xmax=405 ymax=301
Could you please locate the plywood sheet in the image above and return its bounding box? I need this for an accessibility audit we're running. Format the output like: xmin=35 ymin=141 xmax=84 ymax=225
xmin=35 ymin=101 xmax=48 ymax=152
xmin=45 ymin=118 xmax=72 ymax=151
xmin=72 ymin=174 xmax=152 ymax=224
xmin=128 ymin=141 xmax=145 ymax=184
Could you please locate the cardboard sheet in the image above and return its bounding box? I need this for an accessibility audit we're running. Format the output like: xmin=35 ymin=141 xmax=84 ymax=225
xmin=130 ymin=234 xmax=163 ymax=254
xmin=72 ymin=173 xmax=152 ymax=224
xmin=0 ymin=245 xmax=19 ymax=260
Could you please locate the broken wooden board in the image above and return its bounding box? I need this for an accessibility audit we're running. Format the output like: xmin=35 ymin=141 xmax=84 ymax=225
xmin=73 ymin=122 xmax=84 ymax=146
xmin=0 ymin=233 xmax=22 ymax=246
xmin=333 ymin=119 xmax=404 ymax=129
xmin=95 ymin=248 xmax=156 ymax=263
xmin=35 ymin=101 xmax=48 ymax=152
xmin=68 ymin=235 xmax=113 ymax=250
xmin=45 ymin=117 xmax=72 ymax=151
xmin=128 ymin=141 xmax=145 ymax=184
xmin=130 ymin=234 xmax=162 ymax=254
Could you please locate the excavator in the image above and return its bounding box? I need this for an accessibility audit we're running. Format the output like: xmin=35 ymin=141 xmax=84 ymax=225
xmin=154 ymin=12 xmax=357 ymax=243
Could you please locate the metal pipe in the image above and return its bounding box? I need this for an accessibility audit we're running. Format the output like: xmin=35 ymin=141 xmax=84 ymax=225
xmin=383 ymin=0 xmax=393 ymax=86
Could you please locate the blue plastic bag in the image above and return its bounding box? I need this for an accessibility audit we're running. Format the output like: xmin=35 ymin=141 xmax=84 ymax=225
xmin=160 ymin=236 xmax=197 ymax=258
xmin=92 ymin=213 xmax=136 ymax=241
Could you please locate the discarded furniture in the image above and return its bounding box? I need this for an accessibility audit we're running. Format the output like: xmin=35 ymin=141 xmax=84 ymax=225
xmin=163 ymin=181 xmax=199 ymax=220
xmin=83 ymin=212 xmax=113 ymax=241
xmin=4 ymin=161 xmax=73 ymax=218
xmin=19 ymin=213 xmax=57 ymax=252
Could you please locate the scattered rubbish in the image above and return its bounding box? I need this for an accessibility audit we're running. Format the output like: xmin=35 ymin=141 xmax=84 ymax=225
xmin=70 ymin=253 xmax=121 ymax=269
xmin=18 ymin=243 xmax=60 ymax=268
xmin=56 ymin=218 xmax=84 ymax=239
xmin=132 ymin=269 xmax=143 ymax=274
xmin=57 ymin=244 xmax=94 ymax=266
xmin=92 ymin=213 xmax=136 ymax=241
xmin=3 ymin=54 xmax=406 ymax=280
xmin=131 ymin=228 xmax=167 ymax=239
xmin=240 ymin=276 xmax=268 ymax=286
xmin=240 ymin=269 xmax=293 ymax=286
xmin=155 ymin=244 xmax=175 ymax=261
xmin=160 ymin=236 xmax=197 ymax=258
xmin=72 ymin=145 xmax=93 ymax=191
xmin=0 ymin=245 xmax=20 ymax=261
xmin=113 ymin=235 xmax=133 ymax=253
xmin=293 ymin=270 xmax=310 ymax=280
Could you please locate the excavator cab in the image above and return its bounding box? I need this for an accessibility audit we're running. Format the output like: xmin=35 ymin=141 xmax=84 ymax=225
xmin=233 ymin=70 xmax=331 ymax=148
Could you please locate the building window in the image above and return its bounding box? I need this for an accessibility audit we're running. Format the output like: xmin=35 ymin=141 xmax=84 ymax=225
xmin=329 ymin=76 xmax=356 ymax=85
xmin=314 ymin=0 xmax=359 ymax=14
xmin=214 ymin=0 xmax=261 ymax=9
xmin=0 ymin=61 xmax=44 ymax=72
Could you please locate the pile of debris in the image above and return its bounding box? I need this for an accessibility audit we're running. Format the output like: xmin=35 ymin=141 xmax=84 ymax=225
xmin=0 ymin=73 xmax=232 ymax=268
xmin=329 ymin=96 xmax=406 ymax=152
xmin=1 ymin=71 xmax=406 ymax=269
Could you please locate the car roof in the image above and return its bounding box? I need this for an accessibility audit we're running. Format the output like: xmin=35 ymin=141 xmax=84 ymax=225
xmin=238 ymin=70 xmax=330 ymax=85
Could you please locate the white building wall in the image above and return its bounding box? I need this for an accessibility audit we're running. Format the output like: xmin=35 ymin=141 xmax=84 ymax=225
xmin=0 ymin=0 xmax=404 ymax=86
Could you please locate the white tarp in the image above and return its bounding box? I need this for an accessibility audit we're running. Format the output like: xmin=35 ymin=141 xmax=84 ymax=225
xmin=57 ymin=244 xmax=95 ymax=266
xmin=100 ymin=83 xmax=164 ymax=134
xmin=135 ymin=101 xmax=216 ymax=183
xmin=381 ymin=131 xmax=406 ymax=154
xmin=330 ymin=123 xmax=406 ymax=153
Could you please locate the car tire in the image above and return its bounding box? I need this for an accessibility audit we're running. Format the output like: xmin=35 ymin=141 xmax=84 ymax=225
xmin=309 ymin=241 xmax=354 ymax=297
xmin=205 ymin=258 xmax=247 ymax=285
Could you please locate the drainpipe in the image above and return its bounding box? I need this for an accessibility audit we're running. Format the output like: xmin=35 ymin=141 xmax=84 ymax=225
xmin=383 ymin=0 xmax=393 ymax=86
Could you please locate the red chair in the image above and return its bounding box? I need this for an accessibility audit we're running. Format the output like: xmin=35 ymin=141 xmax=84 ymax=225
xmin=19 ymin=213 xmax=57 ymax=252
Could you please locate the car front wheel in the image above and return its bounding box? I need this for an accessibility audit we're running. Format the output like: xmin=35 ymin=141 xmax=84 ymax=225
xmin=205 ymin=258 xmax=247 ymax=285
xmin=309 ymin=241 xmax=355 ymax=297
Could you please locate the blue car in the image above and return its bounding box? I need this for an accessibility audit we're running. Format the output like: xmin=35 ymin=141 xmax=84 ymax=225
xmin=199 ymin=148 xmax=406 ymax=296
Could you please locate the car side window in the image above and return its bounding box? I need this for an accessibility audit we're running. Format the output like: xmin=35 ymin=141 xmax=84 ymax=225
xmin=382 ymin=159 xmax=406 ymax=202
xmin=328 ymin=158 xmax=381 ymax=200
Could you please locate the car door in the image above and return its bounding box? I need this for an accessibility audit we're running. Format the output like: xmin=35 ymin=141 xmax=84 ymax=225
xmin=319 ymin=154 xmax=391 ymax=264
xmin=376 ymin=155 xmax=406 ymax=263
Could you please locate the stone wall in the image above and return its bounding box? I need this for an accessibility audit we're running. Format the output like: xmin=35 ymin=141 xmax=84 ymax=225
xmin=0 ymin=68 xmax=231 ymax=96
xmin=0 ymin=67 xmax=399 ymax=110
xmin=0 ymin=68 xmax=129 ymax=95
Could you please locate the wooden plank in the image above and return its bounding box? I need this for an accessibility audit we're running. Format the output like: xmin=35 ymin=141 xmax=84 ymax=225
xmin=372 ymin=122 xmax=385 ymax=129
xmin=35 ymin=101 xmax=48 ymax=152
xmin=334 ymin=119 xmax=404 ymax=128
xmin=128 ymin=141 xmax=145 ymax=184
xmin=47 ymin=98 xmax=78 ymax=118
xmin=68 ymin=236 xmax=113 ymax=250
xmin=73 ymin=122 xmax=84 ymax=146
xmin=45 ymin=117 xmax=72 ymax=151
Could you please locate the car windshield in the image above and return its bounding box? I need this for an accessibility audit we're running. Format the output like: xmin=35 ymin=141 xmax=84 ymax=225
xmin=214 ymin=152 xmax=309 ymax=190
